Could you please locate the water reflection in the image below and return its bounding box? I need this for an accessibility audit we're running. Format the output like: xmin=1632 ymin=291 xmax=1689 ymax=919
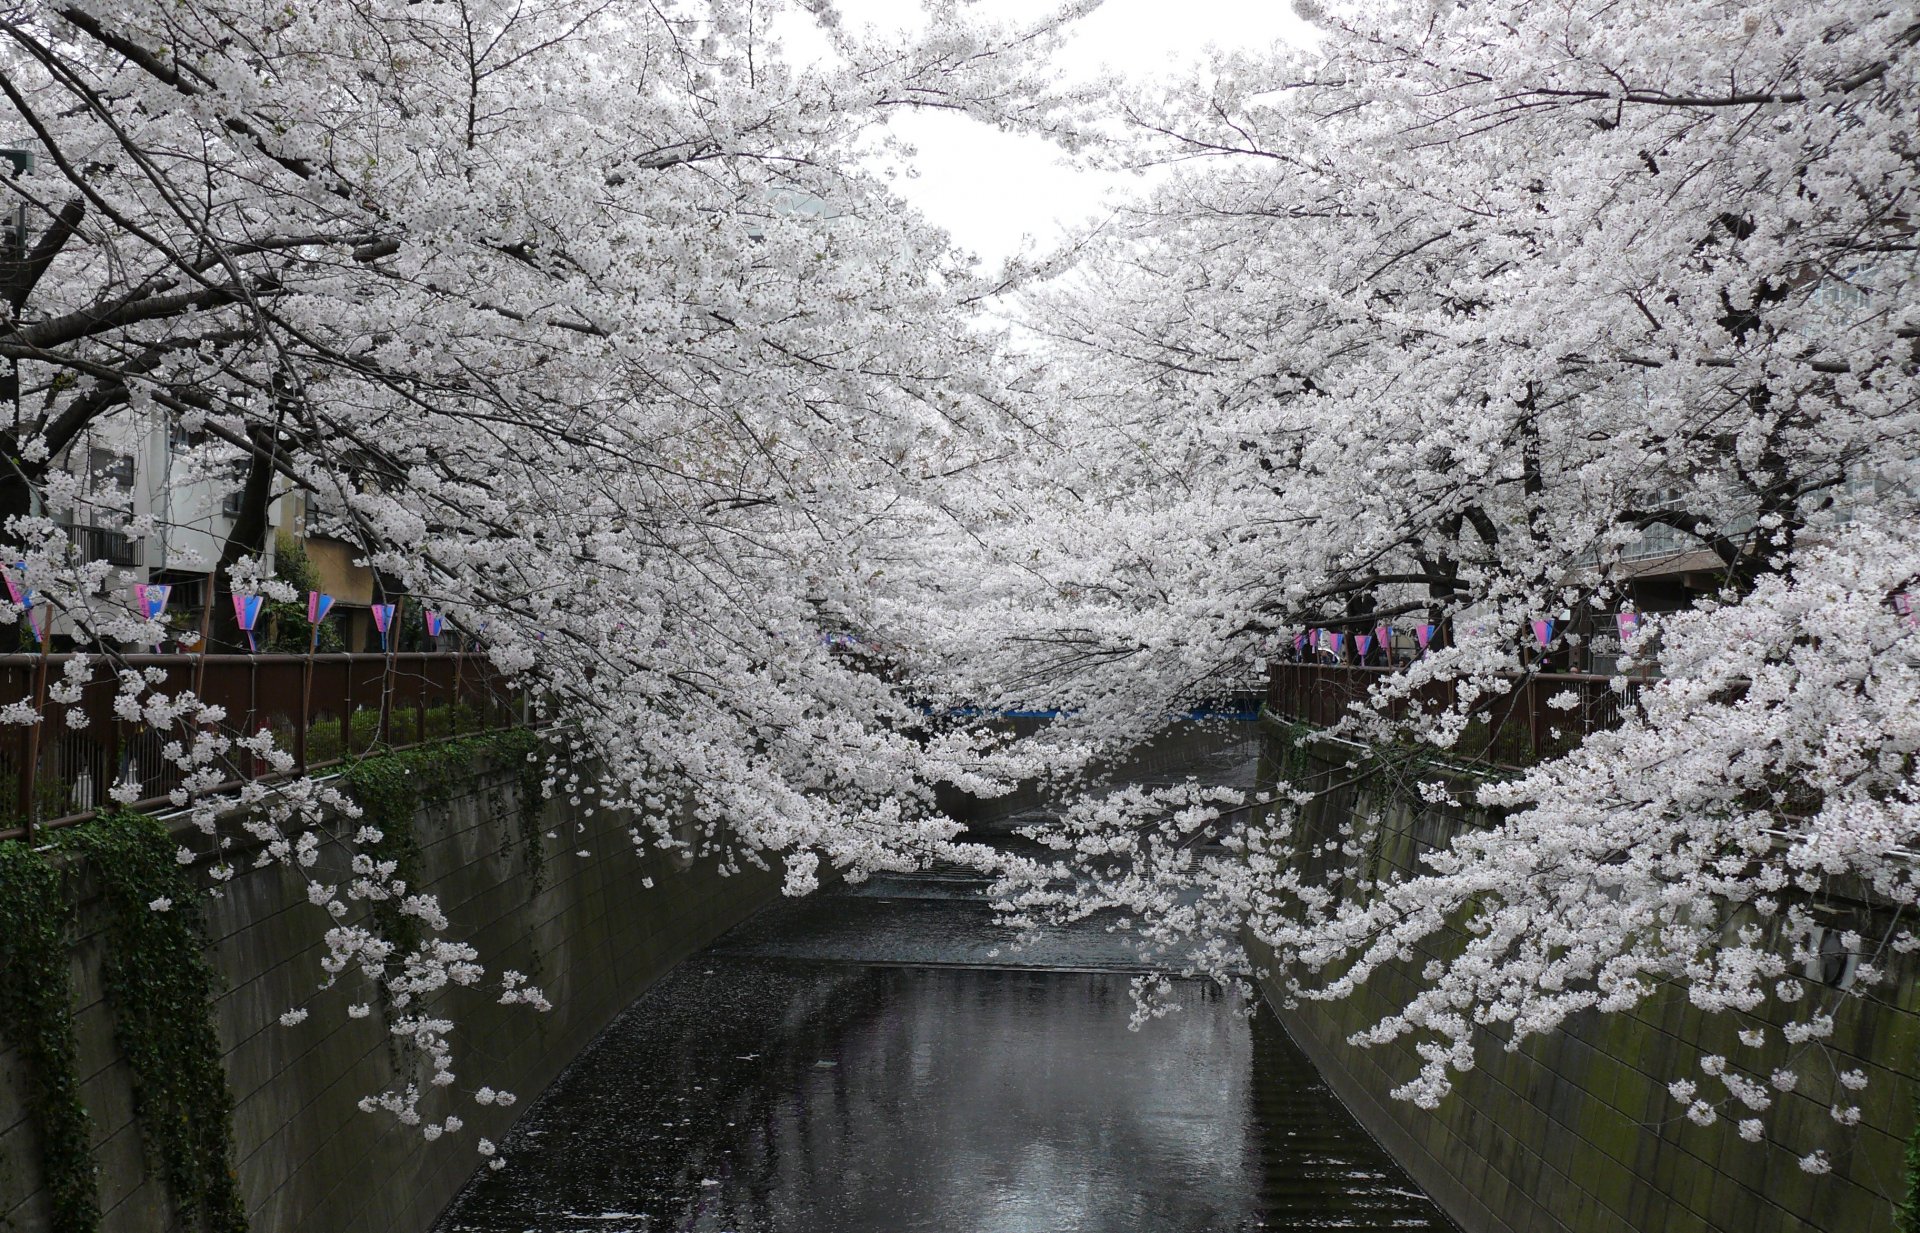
xmin=437 ymin=860 xmax=1455 ymax=1233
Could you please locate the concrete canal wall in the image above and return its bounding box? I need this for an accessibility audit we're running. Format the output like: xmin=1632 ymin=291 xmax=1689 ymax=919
xmin=1254 ymin=715 xmax=1919 ymax=1233
xmin=0 ymin=754 xmax=778 ymax=1233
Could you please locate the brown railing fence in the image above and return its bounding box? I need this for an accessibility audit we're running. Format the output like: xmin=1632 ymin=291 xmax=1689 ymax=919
xmin=0 ymin=652 xmax=519 ymax=841
xmin=1265 ymin=663 xmax=1645 ymax=768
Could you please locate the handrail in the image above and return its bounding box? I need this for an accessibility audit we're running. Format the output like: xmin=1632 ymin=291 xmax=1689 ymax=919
xmin=0 ymin=651 xmax=520 ymax=842
xmin=1264 ymin=662 xmax=1648 ymax=770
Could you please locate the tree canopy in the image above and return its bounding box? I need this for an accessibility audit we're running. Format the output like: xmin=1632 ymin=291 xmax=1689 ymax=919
xmin=3 ymin=0 xmax=1916 ymax=1169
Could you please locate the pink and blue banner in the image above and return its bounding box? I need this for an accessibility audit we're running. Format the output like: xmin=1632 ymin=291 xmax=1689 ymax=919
xmin=232 ymin=593 xmax=265 ymax=652
xmin=5 ymin=561 xmax=30 ymax=611
xmin=1415 ymin=624 xmax=1434 ymax=649
xmin=133 ymin=583 xmax=171 ymax=621
xmin=1356 ymin=634 xmax=1373 ymax=658
xmin=1330 ymin=632 xmax=1346 ymax=656
xmin=1531 ymin=619 xmax=1554 ymax=648
xmin=1616 ymin=611 xmax=1640 ymax=641
xmin=10 ymin=564 xmax=43 ymax=643
xmin=371 ymin=602 xmax=396 ymax=651
xmin=307 ymin=591 xmax=334 ymax=624
xmin=1376 ymin=624 xmax=1391 ymax=650
xmin=424 ymin=610 xmax=445 ymax=638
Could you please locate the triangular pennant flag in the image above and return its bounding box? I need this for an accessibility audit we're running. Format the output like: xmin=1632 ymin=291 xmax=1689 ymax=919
xmin=1293 ymin=633 xmax=1307 ymax=654
xmin=6 ymin=561 xmax=31 ymax=610
xmin=1376 ymin=624 xmax=1391 ymax=650
xmin=371 ymin=603 xmax=396 ymax=651
xmin=1616 ymin=611 xmax=1640 ymax=640
xmin=1357 ymin=634 xmax=1373 ymax=657
xmin=1331 ymin=632 xmax=1346 ymax=655
xmin=1416 ymin=624 xmax=1434 ymax=649
xmin=232 ymin=593 xmax=264 ymax=652
xmin=424 ymin=610 xmax=445 ymax=638
xmin=134 ymin=583 xmax=171 ymax=621
xmin=307 ymin=591 xmax=335 ymax=624
xmin=1531 ymin=619 xmax=1554 ymax=648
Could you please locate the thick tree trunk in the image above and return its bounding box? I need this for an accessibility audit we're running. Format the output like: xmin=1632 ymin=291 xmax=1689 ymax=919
xmin=208 ymin=424 xmax=280 ymax=651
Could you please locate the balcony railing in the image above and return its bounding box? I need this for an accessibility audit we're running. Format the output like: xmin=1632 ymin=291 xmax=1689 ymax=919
xmin=67 ymin=522 xmax=141 ymax=567
xmin=1265 ymin=663 xmax=1646 ymax=770
xmin=0 ymin=651 xmax=519 ymax=841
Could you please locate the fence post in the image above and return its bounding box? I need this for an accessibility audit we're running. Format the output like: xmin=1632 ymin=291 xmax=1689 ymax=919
xmin=13 ymin=666 xmax=30 ymax=834
xmin=22 ymin=649 xmax=50 ymax=843
xmin=247 ymin=653 xmax=260 ymax=778
xmin=341 ymin=656 xmax=353 ymax=758
xmin=1527 ymin=676 xmax=1546 ymax=759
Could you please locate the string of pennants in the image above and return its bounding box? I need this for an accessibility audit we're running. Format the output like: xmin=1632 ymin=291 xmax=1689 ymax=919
xmin=1292 ymin=614 xmax=1649 ymax=657
xmin=0 ymin=567 xmax=455 ymax=652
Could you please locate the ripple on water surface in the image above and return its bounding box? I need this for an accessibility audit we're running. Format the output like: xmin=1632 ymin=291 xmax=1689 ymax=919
xmin=436 ymin=870 xmax=1457 ymax=1233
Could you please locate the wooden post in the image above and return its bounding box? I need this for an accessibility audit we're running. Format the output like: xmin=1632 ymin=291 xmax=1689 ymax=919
xmin=340 ymin=654 xmax=352 ymax=760
xmin=451 ymin=635 xmax=466 ymax=734
xmin=377 ymin=598 xmax=398 ymax=746
xmin=192 ymin=574 xmax=215 ymax=699
xmin=247 ymin=652 xmax=260 ymax=779
xmin=299 ymin=614 xmax=316 ymax=771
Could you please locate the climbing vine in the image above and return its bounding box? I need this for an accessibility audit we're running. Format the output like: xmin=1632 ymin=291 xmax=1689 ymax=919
xmin=54 ymin=813 xmax=246 ymax=1233
xmin=0 ymin=841 xmax=97 ymax=1233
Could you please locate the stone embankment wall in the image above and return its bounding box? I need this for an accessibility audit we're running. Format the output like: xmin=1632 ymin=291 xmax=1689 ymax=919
xmin=1254 ymin=716 xmax=1919 ymax=1233
xmin=0 ymin=755 xmax=778 ymax=1233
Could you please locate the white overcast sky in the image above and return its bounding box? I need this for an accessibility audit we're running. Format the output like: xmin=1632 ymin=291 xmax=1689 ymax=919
xmin=782 ymin=0 xmax=1313 ymax=267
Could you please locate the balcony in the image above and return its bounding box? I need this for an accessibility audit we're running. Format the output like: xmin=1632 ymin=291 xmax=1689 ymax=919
xmin=66 ymin=522 xmax=141 ymax=567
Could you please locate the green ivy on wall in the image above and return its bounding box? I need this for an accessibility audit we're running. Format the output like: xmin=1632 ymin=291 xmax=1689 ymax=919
xmin=54 ymin=813 xmax=247 ymax=1233
xmin=0 ymin=841 xmax=97 ymax=1233
xmin=0 ymin=731 xmax=548 ymax=1233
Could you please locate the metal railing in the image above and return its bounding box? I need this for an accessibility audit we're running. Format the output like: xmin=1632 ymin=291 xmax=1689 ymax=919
xmin=1265 ymin=663 xmax=1646 ymax=769
xmin=0 ymin=651 xmax=519 ymax=841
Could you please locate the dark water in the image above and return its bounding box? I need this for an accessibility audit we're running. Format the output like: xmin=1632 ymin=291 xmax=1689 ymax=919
xmin=437 ymin=732 xmax=1455 ymax=1232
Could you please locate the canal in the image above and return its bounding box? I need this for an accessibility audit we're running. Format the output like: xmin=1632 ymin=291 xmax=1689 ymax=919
xmin=435 ymin=729 xmax=1457 ymax=1233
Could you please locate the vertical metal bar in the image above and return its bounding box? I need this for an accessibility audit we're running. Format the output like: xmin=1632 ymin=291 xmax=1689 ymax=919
xmin=13 ymin=666 xmax=30 ymax=827
xmin=23 ymin=651 xmax=48 ymax=842
xmin=105 ymin=696 xmax=123 ymax=810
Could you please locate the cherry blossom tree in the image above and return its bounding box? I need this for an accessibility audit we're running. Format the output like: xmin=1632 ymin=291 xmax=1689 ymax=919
xmin=0 ymin=0 xmax=1090 ymax=1149
xmin=979 ymin=0 xmax=1920 ymax=1163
